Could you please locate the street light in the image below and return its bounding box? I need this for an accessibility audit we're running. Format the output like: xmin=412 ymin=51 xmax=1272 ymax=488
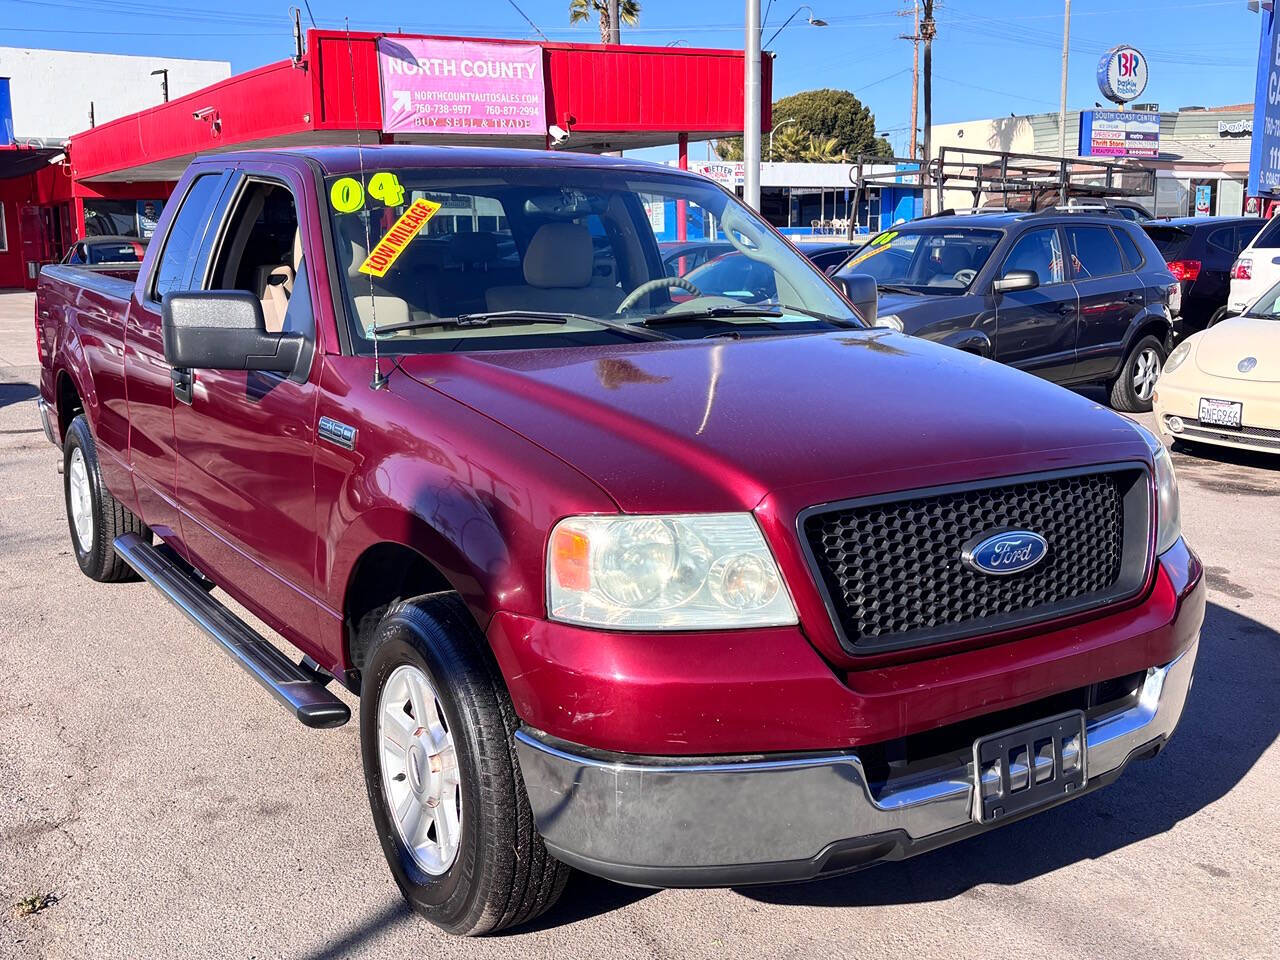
xmin=763 ymin=5 xmax=827 ymax=48
xmin=769 ymin=117 xmax=796 ymax=160
xmin=150 ymin=68 xmax=169 ymax=103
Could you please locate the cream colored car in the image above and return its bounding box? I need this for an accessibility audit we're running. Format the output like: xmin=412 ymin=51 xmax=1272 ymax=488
xmin=1154 ymin=285 xmax=1280 ymax=455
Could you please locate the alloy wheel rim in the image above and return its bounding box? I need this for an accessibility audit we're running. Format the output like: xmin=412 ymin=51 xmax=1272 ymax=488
xmin=378 ymin=663 xmax=462 ymax=876
xmin=68 ymin=447 xmax=94 ymax=553
xmin=1132 ymin=347 xmax=1160 ymax=401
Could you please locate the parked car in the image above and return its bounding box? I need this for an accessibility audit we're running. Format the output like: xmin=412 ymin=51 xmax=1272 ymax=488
xmin=61 ymin=235 xmax=148 ymax=266
xmin=834 ymin=210 xmax=1180 ymax=411
xmin=659 ymin=239 xmax=734 ymax=276
xmin=36 ymin=145 xmax=1201 ymax=936
xmin=1155 ymin=281 xmax=1280 ymax=455
xmin=790 ymin=236 xmax=863 ymax=275
xmin=1227 ymin=213 xmax=1280 ymax=317
xmin=1142 ymin=217 xmax=1264 ymax=335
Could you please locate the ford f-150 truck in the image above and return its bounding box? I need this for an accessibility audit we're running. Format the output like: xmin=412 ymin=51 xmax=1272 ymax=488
xmin=35 ymin=146 xmax=1204 ymax=936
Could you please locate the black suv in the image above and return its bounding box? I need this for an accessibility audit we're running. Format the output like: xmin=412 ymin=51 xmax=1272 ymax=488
xmin=1141 ymin=216 xmax=1264 ymax=336
xmin=834 ymin=211 xmax=1179 ymax=412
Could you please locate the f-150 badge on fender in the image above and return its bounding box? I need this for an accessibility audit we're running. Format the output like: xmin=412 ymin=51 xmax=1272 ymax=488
xmin=962 ymin=530 xmax=1049 ymax=576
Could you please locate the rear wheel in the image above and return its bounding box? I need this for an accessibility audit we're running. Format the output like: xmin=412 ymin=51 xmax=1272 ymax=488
xmin=63 ymin=414 xmax=149 ymax=582
xmin=1109 ymin=335 xmax=1166 ymax=413
xmin=359 ymin=594 xmax=568 ymax=936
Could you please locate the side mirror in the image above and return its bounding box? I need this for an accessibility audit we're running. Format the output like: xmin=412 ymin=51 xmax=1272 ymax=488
xmin=834 ymin=272 xmax=878 ymax=326
xmin=991 ymin=269 xmax=1039 ymax=294
xmin=162 ymin=291 xmax=304 ymax=375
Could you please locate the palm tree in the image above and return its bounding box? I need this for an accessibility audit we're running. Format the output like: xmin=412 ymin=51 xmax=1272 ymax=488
xmin=569 ymin=0 xmax=641 ymax=43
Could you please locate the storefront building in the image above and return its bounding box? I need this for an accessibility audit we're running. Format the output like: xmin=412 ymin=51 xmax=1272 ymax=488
xmin=1 ymin=30 xmax=768 ymax=289
xmin=931 ymin=104 xmax=1254 ymax=217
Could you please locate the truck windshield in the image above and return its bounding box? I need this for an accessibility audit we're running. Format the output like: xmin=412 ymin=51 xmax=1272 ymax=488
xmin=325 ymin=166 xmax=860 ymax=353
xmin=840 ymin=228 xmax=1002 ymax=294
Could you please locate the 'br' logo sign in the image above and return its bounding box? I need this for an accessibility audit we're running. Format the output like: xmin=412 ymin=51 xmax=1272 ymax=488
xmin=1098 ymin=45 xmax=1148 ymax=104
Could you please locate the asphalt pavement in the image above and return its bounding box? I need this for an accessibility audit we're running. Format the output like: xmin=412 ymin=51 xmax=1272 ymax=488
xmin=1 ymin=289 xmax=1277 ymax=959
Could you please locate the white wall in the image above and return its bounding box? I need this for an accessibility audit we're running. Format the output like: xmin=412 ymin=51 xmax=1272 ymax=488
xmin=0 ymin=46 xmax=231 ymax=143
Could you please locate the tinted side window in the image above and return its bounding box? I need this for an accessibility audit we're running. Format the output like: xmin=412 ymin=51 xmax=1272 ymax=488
xmin=1234 ymin=222 xmax=1262 ymax=252
xmin=152 ymin=174 xmax=224 ymax=301
xmin=1251 ymin=214 xmax=1280 ymax=248
xmin=1206 ymin=227 xmax=1236 ymax=256
xmin=1065 ymin=225 xmax=1124 ymax=279
xmin=1002 ymin=228 xmax=1065 ymax=284
xmin=1114 ymin=227 xmax=1144 ymax=270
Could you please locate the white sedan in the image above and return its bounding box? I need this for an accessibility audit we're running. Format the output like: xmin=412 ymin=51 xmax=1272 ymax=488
xmin=1155 ymin=284 xmax=1280 ymax=456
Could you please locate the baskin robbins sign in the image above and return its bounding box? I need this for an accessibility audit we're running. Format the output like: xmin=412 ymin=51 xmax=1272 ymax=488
xmin=1097 ymin=45 xmax=1149 ymax=105
xmin=377 ymin=37 xmax=547 ymax=136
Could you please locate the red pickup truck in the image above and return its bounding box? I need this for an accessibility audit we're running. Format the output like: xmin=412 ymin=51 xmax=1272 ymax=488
xmin=35 ymin=146 xmax=1203 ymax=936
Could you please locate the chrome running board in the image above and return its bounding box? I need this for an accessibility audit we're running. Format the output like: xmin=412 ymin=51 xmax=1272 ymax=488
xmin=113 ymin=532 xmax=350 ymax=729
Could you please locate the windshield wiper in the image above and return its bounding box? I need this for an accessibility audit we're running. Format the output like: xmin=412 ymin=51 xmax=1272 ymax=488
xmin=640 ymin=303 xmax=858 ymax=329
xmin=877 ymin=283 xmax=920 ymax=295
xmin=374 ymin=310 xmax=673 ymax=340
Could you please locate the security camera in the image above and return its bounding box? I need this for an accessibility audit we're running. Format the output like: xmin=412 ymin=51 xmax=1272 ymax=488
xmin=548 ymin=124 xmax=571 ymax=145
xmin=192 ymin=106 xmax=217 ymax=121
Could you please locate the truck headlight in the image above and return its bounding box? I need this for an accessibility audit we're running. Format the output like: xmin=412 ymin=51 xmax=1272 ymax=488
xmin=1131 ymin=422 xmax=1181 ymax=554
xmin=547 ymin=514 xmax=798 ymax=630
xmin=875 ymin=314 xmax=904 ymax=332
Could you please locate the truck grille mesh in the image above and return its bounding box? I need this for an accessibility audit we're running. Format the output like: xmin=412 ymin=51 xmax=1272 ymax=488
xmin=803 ymin=471 xmax=1132 ymax=651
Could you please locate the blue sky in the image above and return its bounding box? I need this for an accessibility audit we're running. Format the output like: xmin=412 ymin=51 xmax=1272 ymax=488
xmin=4 ymin=0 xmax=1264 ymax=160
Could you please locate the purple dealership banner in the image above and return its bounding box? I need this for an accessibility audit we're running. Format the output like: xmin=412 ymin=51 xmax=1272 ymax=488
xmin=377 ymin=37 xmax=546 ymax=136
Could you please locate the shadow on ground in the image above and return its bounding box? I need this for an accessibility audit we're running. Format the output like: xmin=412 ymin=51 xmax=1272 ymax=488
xmin=739 ymin=601 xmax=1278 ymax=909
xmin=0 ymin=381 xmax=38 ymax=410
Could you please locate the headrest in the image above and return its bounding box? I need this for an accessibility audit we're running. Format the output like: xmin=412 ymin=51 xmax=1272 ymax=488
xmin=523 ymin=223 xmax=593 ymax=289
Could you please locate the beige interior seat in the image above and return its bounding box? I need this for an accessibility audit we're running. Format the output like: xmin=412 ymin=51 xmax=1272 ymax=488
xmin=342 ymin=235 xmax=412 ymax=334
xmin=486 ymin=223 xmax=624 ymax=316
xmin=258 ymin=228 xmax=303 ymax=333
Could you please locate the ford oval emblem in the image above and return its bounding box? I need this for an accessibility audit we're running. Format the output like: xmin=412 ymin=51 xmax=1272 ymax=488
xmin=1238 ymin=356 xmax=1257 ymax=373
xmin=962 ymin=530 xmax=1049 ymax=577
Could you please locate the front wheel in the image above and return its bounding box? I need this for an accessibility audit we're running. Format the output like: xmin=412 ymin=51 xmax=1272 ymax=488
xmin=359 ymin=594 xmax=568 ymax=936
xmin=1109 ymin=334 xmax=1166 ymax=413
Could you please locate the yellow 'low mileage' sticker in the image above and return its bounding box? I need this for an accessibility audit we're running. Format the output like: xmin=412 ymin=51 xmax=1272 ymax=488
xmin=357 ymin=198 xmax=441 ymax=277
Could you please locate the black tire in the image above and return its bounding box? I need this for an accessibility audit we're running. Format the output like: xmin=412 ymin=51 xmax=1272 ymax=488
xmin=359 ymin=594 xmax=568 ymax=936
xmin=1109 ymin=334 xmax=1166 ymax=413
xmin=62 ymin=414 xmax=149 ymax=582
xmin=1207 ymin=306 xmax=1230 ymax=328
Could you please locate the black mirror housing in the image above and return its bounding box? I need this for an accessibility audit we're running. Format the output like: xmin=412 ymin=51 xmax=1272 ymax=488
xmin=834 ymin=272 xmax=878 ymax=326
xmin=162 ymin=291 xmax=304 ymax=375
xmin=992 ymin=270 xmax=1039 ymax=294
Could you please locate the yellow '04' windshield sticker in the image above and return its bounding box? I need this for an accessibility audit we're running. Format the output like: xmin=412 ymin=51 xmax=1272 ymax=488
xmin=358 ymin=198 xmax=441 ymax=277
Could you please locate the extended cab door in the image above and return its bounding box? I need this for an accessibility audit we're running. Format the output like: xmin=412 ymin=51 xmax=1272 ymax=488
xmin=168 ymin=166 xmax=323 ymax=653
xmin=1066 ymin=223 xmax=1145 ymax=383
xmin=991 ymin=226 xmax=1078 ymax=382
xmin=125 ymin=169 xmax=231 ymax=544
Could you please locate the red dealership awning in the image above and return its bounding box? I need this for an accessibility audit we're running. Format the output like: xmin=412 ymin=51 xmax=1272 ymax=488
xmin=67 ymin=30 xmax=771 ymax=183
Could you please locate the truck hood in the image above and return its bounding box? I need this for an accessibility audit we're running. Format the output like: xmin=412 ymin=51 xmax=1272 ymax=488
xmin=401 ymin=330 xmax=1147 ymax=512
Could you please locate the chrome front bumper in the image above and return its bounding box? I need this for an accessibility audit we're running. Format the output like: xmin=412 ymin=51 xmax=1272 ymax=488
xmin=516 ymin=639 xmax=1198 ymax=887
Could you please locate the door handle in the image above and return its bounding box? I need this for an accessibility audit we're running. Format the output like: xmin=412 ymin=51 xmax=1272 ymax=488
xmin=1123 ymin=293 xmax=1145 ymax=304
xmin=1057 ymin=303 xmax=1076 ymax=315
xmin=171 ymin=368 xmax=194 ymax=406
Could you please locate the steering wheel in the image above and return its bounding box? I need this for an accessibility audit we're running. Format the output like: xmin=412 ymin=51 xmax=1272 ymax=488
xmin=953 ymin=268 xmax=977 ymax=286
xmin=616 ymin=276 xmax=703 ymax=314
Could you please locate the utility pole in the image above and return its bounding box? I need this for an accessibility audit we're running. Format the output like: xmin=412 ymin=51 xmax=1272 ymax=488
xmin=744 ymin=0 xmax=762 ymax=210
xmin=898 ymin=0 xmax=921 ymax=160
xmin=1058 ymin=0 xmax=1071 ymax=158
xmin=151 ymin=67 xmax=169 ymax=103
xmin=921 ymin=0 xmax=935 ymax=213
xmin=607 ymin=0 xmax=621 ymax=44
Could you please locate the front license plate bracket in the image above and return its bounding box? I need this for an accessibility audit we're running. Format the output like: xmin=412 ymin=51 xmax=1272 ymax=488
xmin=972 ymin=711 xmax=1086 ymax=824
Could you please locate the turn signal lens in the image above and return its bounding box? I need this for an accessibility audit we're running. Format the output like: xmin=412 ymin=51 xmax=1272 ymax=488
xmin=550 ymin=527 xmax=591 ymax=592
xmin=1231 ymin=258 xmax=1252 ymax=280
